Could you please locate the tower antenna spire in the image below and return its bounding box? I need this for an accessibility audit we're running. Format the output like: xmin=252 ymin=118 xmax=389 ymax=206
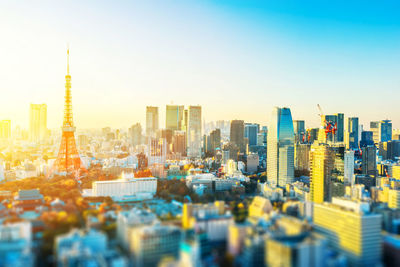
xmin=67 ymin=44 xmax=70 ymax=75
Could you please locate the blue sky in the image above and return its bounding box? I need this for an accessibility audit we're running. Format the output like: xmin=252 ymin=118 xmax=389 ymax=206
xmin=0 ymin=0 xmax=399 ymax=129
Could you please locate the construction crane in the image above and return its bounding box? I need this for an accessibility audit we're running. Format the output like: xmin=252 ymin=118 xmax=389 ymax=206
xmin=317 ymin=104 xmax=337 ymax=139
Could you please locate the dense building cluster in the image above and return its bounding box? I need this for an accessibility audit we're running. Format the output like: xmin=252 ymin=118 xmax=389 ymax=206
xmin=1 ymin=51 xmax=400 ymax=267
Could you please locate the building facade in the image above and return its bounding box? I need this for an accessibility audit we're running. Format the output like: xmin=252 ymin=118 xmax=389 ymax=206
xmin=267 ymin=107 xmax=295 ymax=187
xmin=29 ymin=104 xmax=47 ymax=143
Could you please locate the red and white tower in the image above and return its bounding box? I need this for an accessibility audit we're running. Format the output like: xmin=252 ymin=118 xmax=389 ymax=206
xmin=53 ymin=48 xmax=85 ymax=177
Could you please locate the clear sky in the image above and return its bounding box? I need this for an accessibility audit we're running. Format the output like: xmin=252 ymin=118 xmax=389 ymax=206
xmin=0 ymin=0 xmax=399 ymax=130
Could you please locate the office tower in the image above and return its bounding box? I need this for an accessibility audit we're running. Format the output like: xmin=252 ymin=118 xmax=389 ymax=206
xmin=293 ymin=120 xmax=305 ymax=143
xmin=172 ymin=131 xmax=186 ymax=157
xmin=147 ymin=138 xmax=167 ymax=165
xmin=306 ymin=128 xmax=319 ymax=144
xmin=386 ymin=140 xmax=400 ymax=160
xmin=230 ymin=120 xmax=245 ymax=153
xmin=345 ymin=117 xmax=359 ymax=150
xmin=210 ymin=128 xmax=221 ymax=151
xmin=205 ymin=128 xmax=221 ymax=156
xmin=294 ymin=143 xmax=311 ymax=172
xmin=187 ymin=106 xmax=202 ymax=158
xmin=267 ymin=107 xmax=295 ymax=187
xmin=53 ymin=48 xmax=85 ymax=175
xmin=360 ymin=131 xmax=374 ymax=147
xmin=371 ymin=120 xmax=392 ymax=144
xmin=310 ymin=144 xmax=334 ymax=203
xmin=166 ymin=105 xmax=184 ymax=131
xmin=0 ymin=120 xmax=11 ymax=139
xmin=244 ymin=123 xmax=259 ymax=147
xmin=182 ymin=109 xmax=188 ymax=132
xmin=131 ymin=224 xmax=181 ymax=267
xmin=344 ymin=151 xmax=354 ymax=185
xmin=321 ymin=113 xmax=344 ymax=143
xmin=129 ymin=123 xmax=142 ymax=146
xmin=362 ymin=146 xmax=377 ymax=178
xmin=145 ymin=106 xmax=159 ymax=137
xmin=313 ymin=199 xmax=382 ymax=266
xmin=256 ymin=126 xmax=267 ymax=146
xmin=370 ymin=121 xmax=379 ymax=143
xmin=335 ymin=113 xmax=344 ymax=142
xmin=29 ymin=104 xmax=47 ymax=143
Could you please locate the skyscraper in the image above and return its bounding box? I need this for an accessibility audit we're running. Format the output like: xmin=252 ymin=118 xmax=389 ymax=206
xmin=344 ymin=150 xmax=355 ymax=185
xmin=370 ymin=120 xmax=392 ymax=144
xmin=172 ymin=131 xmax=186 ymax=157
xmin=267 ymin=107 xmax=295 ymax=187
xmin=230 ymin=120 xmax=245 ymax=154
xmin=53 ymin=48 xmax=85 ymax=176
xmin=129 ymin=123 xmax=142 ymax=146
xmin=166 ymin=105 xmax=184 ymax=131
xmin=293 ymin=120 xmax=305 ymax=143
xmin=187 ymin=105 xmax=202 ymax=158
xmin=345 ymin=117 xmax=359 ymax=150
xmin=310 ymin=143 xmax=335 ymax=203
xmin=362 ymin=146 xmax=377 ymax=178
xmin=335 ymin=113 xmax=344 ymax=142
xmin=29 ymin=104 xmax=47 ymax=143
xmin=145 ymin=106 xmax=159 ymax=137
xmin=321 ymin=113 xmax=344 ymax=143
xmin=0 ymin=120 xmax=11 ymax=140
xmin=244 ymin=123 xmax=259 ymax=147
xmin=360 ymin=131 xmax=374 ymax=147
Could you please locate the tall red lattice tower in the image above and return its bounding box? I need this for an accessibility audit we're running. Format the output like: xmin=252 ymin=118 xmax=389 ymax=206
xmin=53 ymin=48 xmax=85 ymax=176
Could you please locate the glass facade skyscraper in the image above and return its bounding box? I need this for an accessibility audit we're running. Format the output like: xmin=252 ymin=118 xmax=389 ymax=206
xmin=370 ymin=120 xmax=392 ymax=144
xmin=346 ymin=117 xmax=359 ymax=150
xmin=267 ymin=107 xmax=295 ymax=187
xmin=244 ymin=123 xmax=259 ymax=147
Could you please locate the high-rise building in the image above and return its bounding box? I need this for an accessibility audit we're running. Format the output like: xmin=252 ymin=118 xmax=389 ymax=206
xmin=335 ymin=113 xmax=344 ymax=142
xmin=244 ymin=123 xmax=259 ymax=147
xmin=172 ymin=131 xmax=186 ymax=157
xmin=306 ymin=128 xmax=319 ymax=144
xmin=230 ymin=120 xmax=245 ymax=153
xmin=310 ymin=143 xmax=335 ymax=203
xmin=29 ymin=104 xmax=47 ymax=143
xmin=321 ymin=113 xmax=344 ymax=143
xmin=313 ymin=198 xmax=382 ymax=266
xmin=360 ymin=131 xmax=374 ymax=147
xmin=293 ymin=120 xmax=305 ymax=143
xmin=267 ymin=107 xmax=295 ymax=187
xmin=205 ymin=128 xmax=221 ymax=156
xmin=344 ymin=150 xmax=354 ymax=185
xmin=166 ymin=105 xmax=184 ymax=131
xmin=129 ymin=123 xmax=142 ymax=146
xmin=147 ymin=137 xmax=167 ymax=165
xmin=371 ymin=120 xmax=392 ymax=144
xmin=53 ymin=48 xmax=85 ymax=176
xmin=380 ymin=140 xmax=400 ymax=160
xmin=294 ymin=143 xmax=311 ymax=172
xmin=362 ymin=146 xmax=377 ymax=178
xmin=0 ymin=120 xmax=11 ymax=140
xmin=345 ymin=117 xmax=359 ymax=150
xmin=145 ymin=106 xmax=159 ymax=137
xmin=187 ymin=106 xmax=202 ymax=158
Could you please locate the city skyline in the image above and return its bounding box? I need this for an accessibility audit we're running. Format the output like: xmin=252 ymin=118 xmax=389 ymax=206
xmin=1 ymin=1 xmax=399 ymax=129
